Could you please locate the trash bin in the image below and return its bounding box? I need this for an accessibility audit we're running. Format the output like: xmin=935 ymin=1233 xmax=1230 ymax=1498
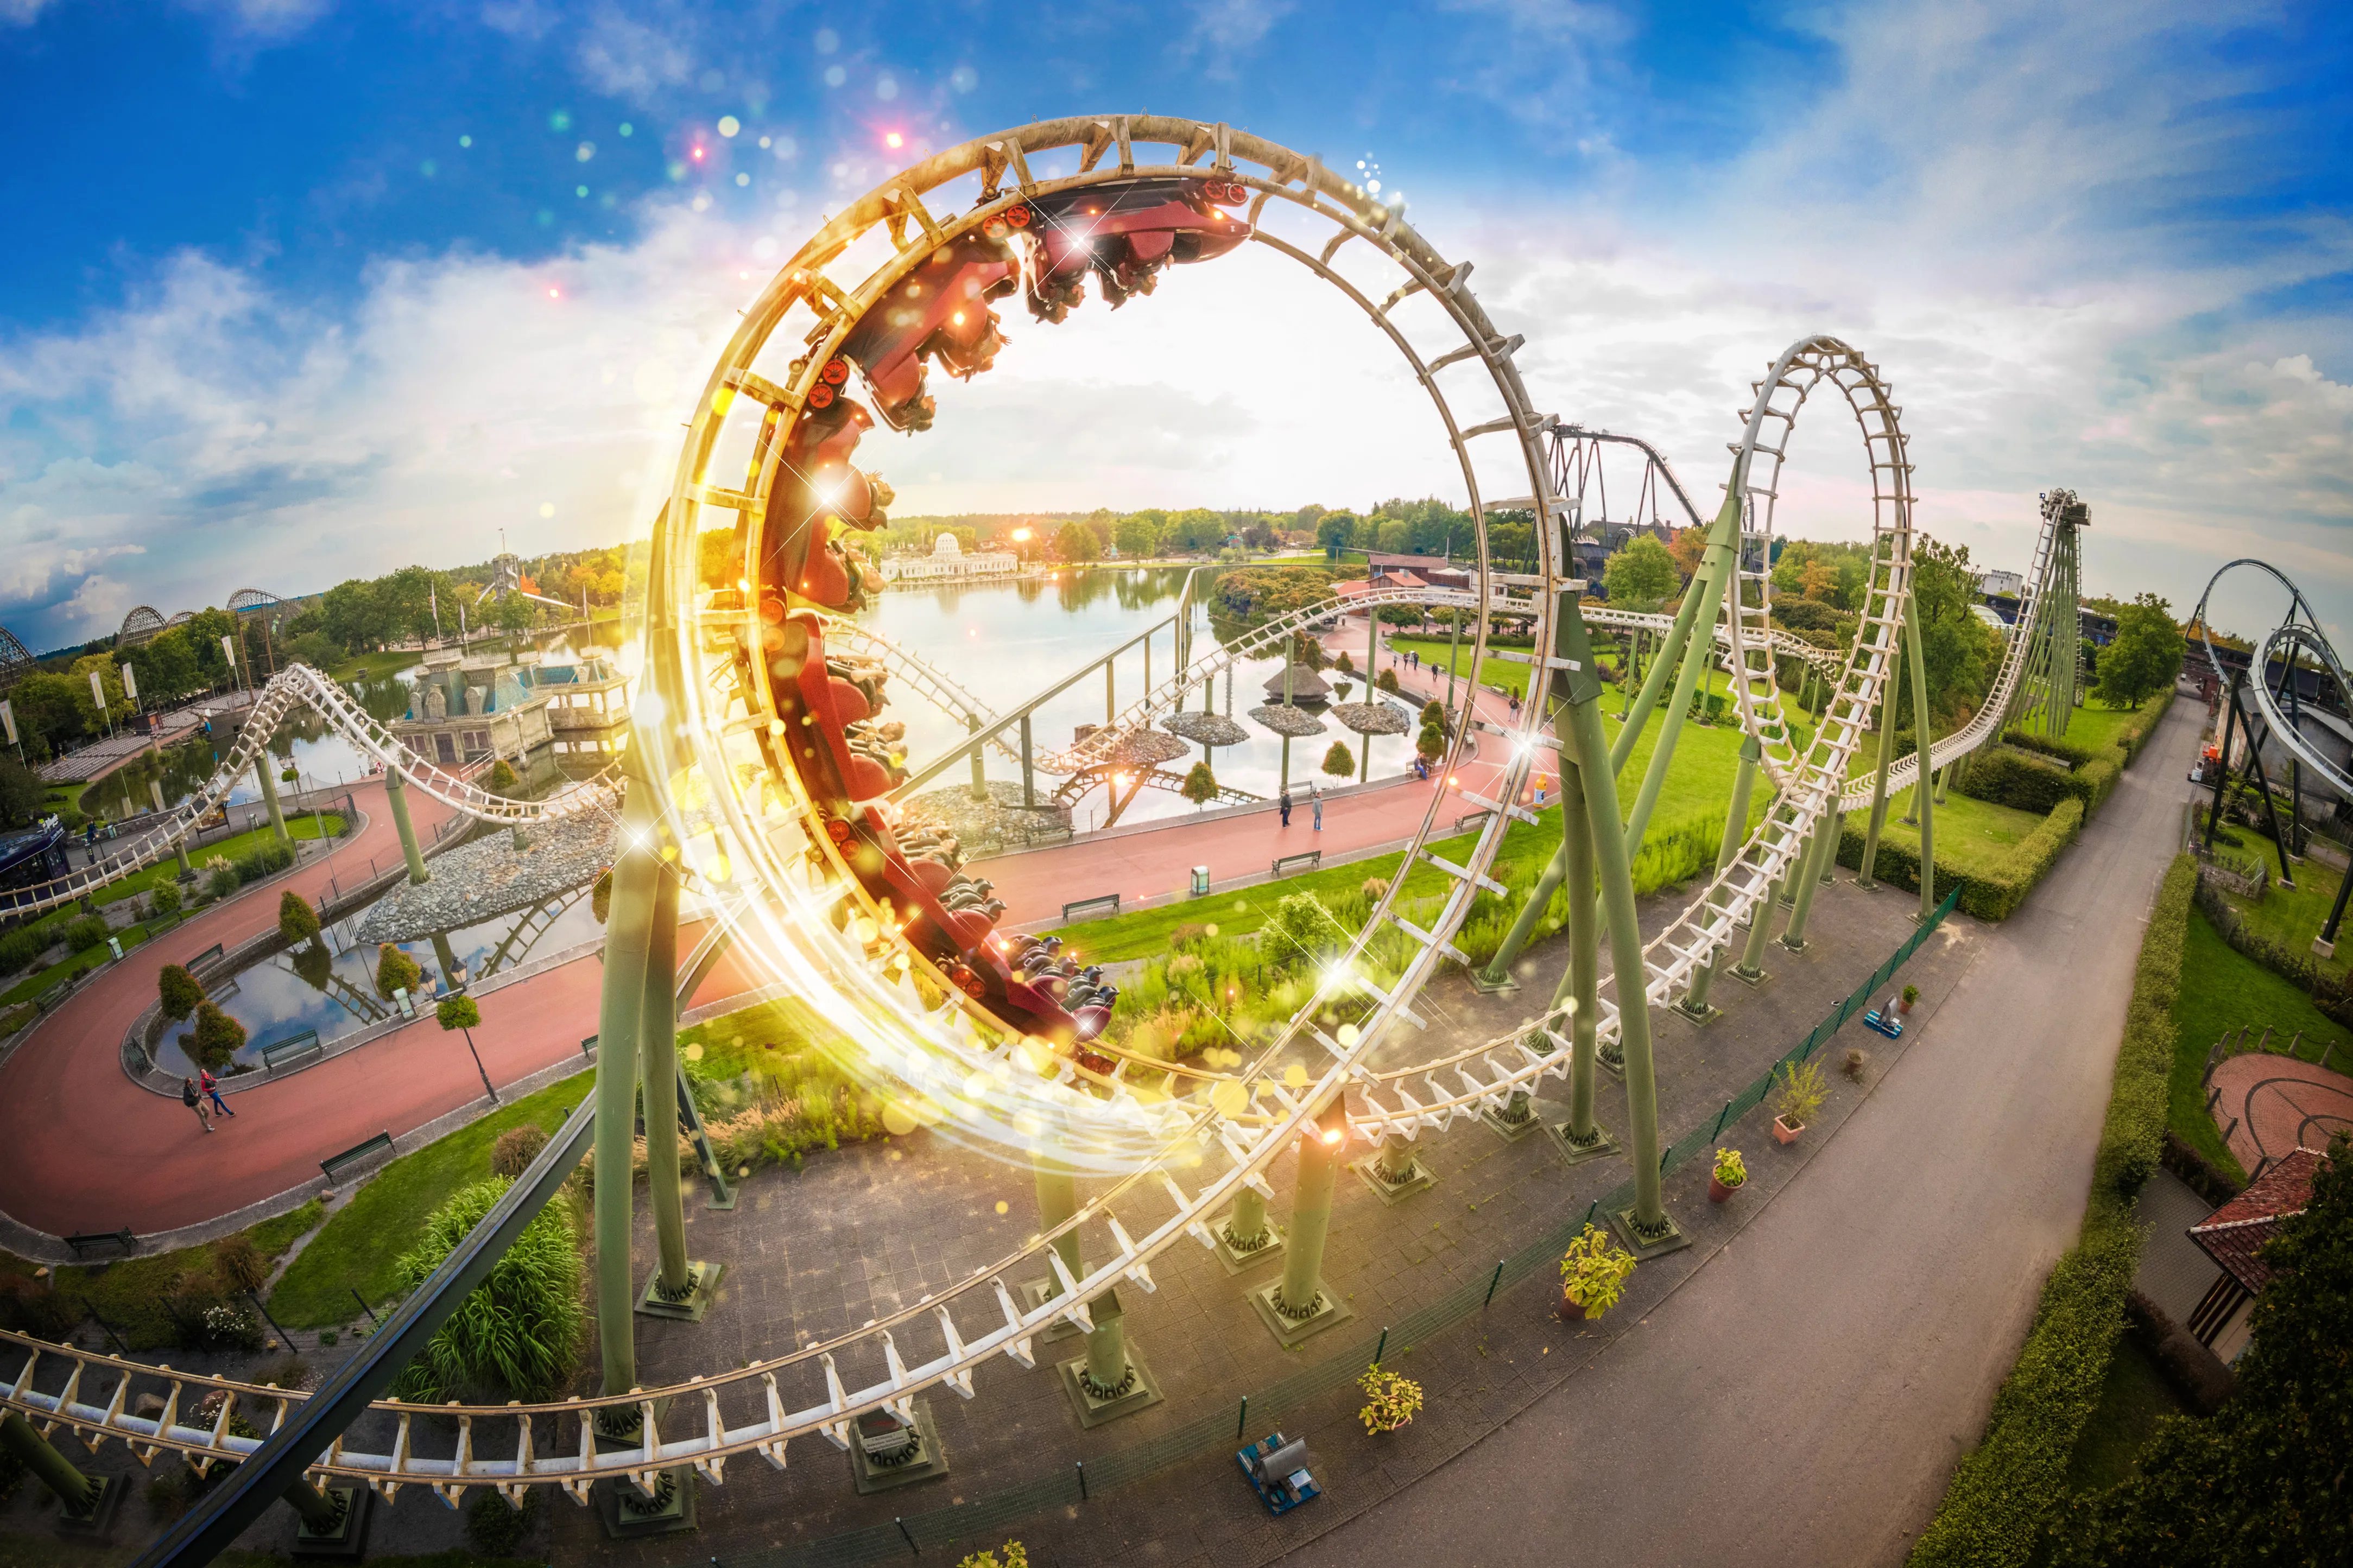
xmin=1190 ymin=865 xmax=1211 ymax=897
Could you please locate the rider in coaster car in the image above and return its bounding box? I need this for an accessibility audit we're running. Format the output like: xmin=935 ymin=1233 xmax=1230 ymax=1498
xmin=1009 ymin=177 xmax=1252 ymax=323
xmin=839 ymin=231 xmax=1020 ymax=433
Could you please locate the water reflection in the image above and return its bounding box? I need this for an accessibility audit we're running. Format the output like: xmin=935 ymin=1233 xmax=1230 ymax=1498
xmin=864 ymin=566 xmax=1410 ymax=831
xmin=154 ymin=883 xmax=605 ymax=1078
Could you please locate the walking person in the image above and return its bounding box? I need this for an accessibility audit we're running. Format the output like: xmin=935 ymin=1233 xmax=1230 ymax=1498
xmin=199 ymin=1067 xmax=236 ymax=1119
xmin=1312 ymin=785 xmax=1324 ymax=833
xmin=1279 ymin=789 xmax=1293 ymax=828
xmin=181 ymin=1076 xmax=213 ymax=1133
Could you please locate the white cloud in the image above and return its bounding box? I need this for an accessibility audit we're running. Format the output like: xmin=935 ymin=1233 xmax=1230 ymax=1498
xmin=0 ymin=0 xmax=60 ymax=27
xmin=575 ymin=3 xmax=695 ymax=104
xmin=177 ymin=0 xmax=335 ymax=42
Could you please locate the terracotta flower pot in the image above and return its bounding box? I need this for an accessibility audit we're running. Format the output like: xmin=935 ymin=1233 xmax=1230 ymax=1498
xmin=1773 ymin=1115 xmax=1805 ymax=1145
xmin=1707 ymin=1175 xmax=1742 ymax=1203
xmin=1557 ymin=1291 xmax=1586 ymax=1322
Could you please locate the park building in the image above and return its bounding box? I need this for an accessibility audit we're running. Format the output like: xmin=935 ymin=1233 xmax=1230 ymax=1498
xmin=389 ymin=646 xmax=554 ymax=770
xmin=881 ymin=532 xmax=1022 ymax=585
xmin=535 ymin=651 xmax=632 ymax=759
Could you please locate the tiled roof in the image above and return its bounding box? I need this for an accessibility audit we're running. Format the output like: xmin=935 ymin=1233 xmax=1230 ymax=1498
xmin=2188 ymin=1147 xmax=2327 ymax=1294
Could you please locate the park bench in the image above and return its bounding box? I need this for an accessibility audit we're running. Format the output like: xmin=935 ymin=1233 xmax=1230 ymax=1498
xmin=187 ymin=943 xmax=225 ymax=976
xmin=1271 ymin=850 xmax=1323 ymax=878
xmin=63 ymin=1228 xmax=135 ymax=1260
xmin=1061 ymin=893 xmax=1120 ymax=923
xmin=319 ymin=1131 xmax=394 ymax=1188
xmin=261 ymin=1030 xmax=323 ymax=1074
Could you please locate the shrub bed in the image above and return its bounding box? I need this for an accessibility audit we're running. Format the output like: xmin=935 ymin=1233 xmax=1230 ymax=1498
xmin=1838 ymin=797 xmax=2084 ymax=921
xmin=1906 ymin=854 xmax=2193 ymax=1567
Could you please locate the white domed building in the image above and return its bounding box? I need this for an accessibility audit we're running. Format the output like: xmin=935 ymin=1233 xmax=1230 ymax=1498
xmin=883 ymin=530 xmax=1022 ymax=584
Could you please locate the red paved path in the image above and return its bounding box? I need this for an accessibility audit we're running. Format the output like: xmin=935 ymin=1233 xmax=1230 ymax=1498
xmin=2210 ymin=1052 xmax=2353 ymax=1169
xmin=0 ymin=620 xmax=1550 ymax=1237
xmin=976 ymin=623 xmax=1557 ymax=924
xmin=0 ymin=776 xmax=750 ymax=1240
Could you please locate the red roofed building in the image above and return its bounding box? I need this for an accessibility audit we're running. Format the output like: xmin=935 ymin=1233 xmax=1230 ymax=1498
xmin=2185 ymin=1145 xmax=2330 ymax=1362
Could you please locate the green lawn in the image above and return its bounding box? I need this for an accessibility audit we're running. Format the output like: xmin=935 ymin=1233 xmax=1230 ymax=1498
xmin=325 ymin=648 xmax=425 ymax=682
xmin=2170 ymin=906 xmax=2350 ymax=1183
xmin=2061 ymin=1332 xmax=2187 ymax=1495
xmin=1387 ymin=636 xmax=1532 ymax=700
xmin=2217 ymin=860 xmax=2348 ymax=987
xmin=45 ymin=1202 xmax=324 ymax=1351
xmin=268 ymin=1076 xmax=592 ymax=1329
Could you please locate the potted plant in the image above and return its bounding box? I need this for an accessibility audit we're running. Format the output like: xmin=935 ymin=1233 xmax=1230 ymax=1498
xmin=1772 ymin=1058 xmax=1827 ymax=1144
xmin=1896 ymin=983 xmax=1919 ymax=1019
xmin=1708 ymin=1146 xmax=1748 ymax=1203
xmin=1356 ymin=1362 xmax=1424 ymax=1434
xmin=1556 ymin=1223 xmax=1636 ymax=1322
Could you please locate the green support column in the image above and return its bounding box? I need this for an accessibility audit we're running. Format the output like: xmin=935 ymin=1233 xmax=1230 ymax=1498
xmin=1616 ymin=503 xmax=1739 ymax=842
xmin=1933 ymin=763 xmax=1950 ymax=806
xmin=1677 ymin=735 xmax=1760 ymax=1021
xmin=1733 ymin=869 xmax=1781 ymax=983
xmin=1904 ymin=595 xmax=1938 ymax=923
xmin=253 ymin=752 xmax=291 ymax=848
xmin=1821 ymin=808 xmax=1842 ymax=883
xmin=1019 ymin=715 xmax=1035 ymax=808
xmin=1251 ymin=1104 xmax=1352 ymax=1344
xmin=1476 ymin=563 xmax=1594 ymax=990
xmin=591 ymin=769 xmax=659 ymax=1427
xmin=1856 ymin=633 xmax=1901 ymax=890
xmin=1033 ymin=1134 xmax=1083 ymax=1307
xmin=1219 ymin=1184 xmax=1275 ymax=1259
xmin=383 ymin=767 xmax=429 ymax=885
xmin=1609 ymin=556 xmax=1711 ymax=777
xmin=1553 ymin=606 xmax=1679 ymax=1252
xmin=1547 ymin=759 xmax=1614 ymax=1160
xmin=1781 ymin=820 xmax=1828 ymax=951
xmin=967 ymin=712 xmax=987 ymax=802
xmin=0 ymin=1410 xmax=113 ymax=1522
xmin=637 ymin=858 xmax=718 ymax=1318
xmin=155 ymin=779 xmax=193 ymax=880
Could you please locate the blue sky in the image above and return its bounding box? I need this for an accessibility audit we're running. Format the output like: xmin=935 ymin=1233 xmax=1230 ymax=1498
xmin=3 ymin=0 xmax=2349 ymax=655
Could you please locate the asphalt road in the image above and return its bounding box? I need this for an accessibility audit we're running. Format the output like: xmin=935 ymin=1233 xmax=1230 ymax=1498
xmin=1285 ymin=695 xmax=2202 ymax=1568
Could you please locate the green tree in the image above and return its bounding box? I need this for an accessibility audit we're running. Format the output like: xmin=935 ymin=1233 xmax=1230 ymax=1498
xmin=0 ymin=754 xmax=41 ymax=826
xmin=2044 ymin=1137 xmax=2351 ymax=1566
xmin=1315 ymin=511 xmax=1357 ymax=556
xmin=276 ymin=890 xmax=321 ymax=948
xmin=12 ymin=672 xmax=92 ymax=752
xmin=1417 ymin=716 xmax=1447 ymax=761
xmin=1053 ymin=519 xmax=1102 ymax=563
xmin=486 ymin=758 xmax=520 ymax=795
xmin=1113 ymin=511 xmax=1161 ymax=559
xmin=1162 ymin=508 xmax=1226 ymax=553
xmin=1376 ymin=668 xmax=1401 ymax=694
xmin=188 ymin=1001 xmax=246 ymax=1070
xmin=1321 ymin=741 xmax=1355 ymax=778
xmin=1603 ymin=536 xmax=1679 ymax=607
xmin=1180 ymin=760 xmax=1219 ymax=808
xmin=389 ymin=1177 xmax=584 ymax=1402
xmin=376 ymin=943 xmax=425 ymax=1000
xmin=158 ymin=963 xmax=205 ymax=1022
xmin=2095 ymin=593 xmax=2183 ymax=710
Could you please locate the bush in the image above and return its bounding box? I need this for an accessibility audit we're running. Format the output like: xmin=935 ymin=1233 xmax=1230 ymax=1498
xmin=1906 ymin=856 xmax=2192 ymax=1567
xmin=1263 ymin=892 xmax=1346 ymax=969
xmin=0 ymin=1274 xmax=81 ymax=1340
xmin=1559 ymin=1223 xmax=1636 ymax=1317
xmin=205 ymin=864 xmax=239 ymax=901
xmin=1357 ymin=1362 xmax=1424 ymax=1434
xmin=436 ymin=994 xmax=482 ymax=1032
xmin=212 ymin=1233 xmax=269 ymax=1295
xmin=149 ymin=881 xmax=182 ymax=918
xmin=1375 ymin=667 xmax=1401 ymax=694
xmin=1320 ymin=741 xmax=1355 ymax=778
xmin=0 ymin=922 xmax=52 ymax=973
xmin=389 ymin=1177 xmax=584 ymax=1403
xmin=486 ymin=758 xmax=520 ymax=795
xmin=188 ymin=1001 xmax=247 ymax=1070
xmin=1955 ymin=747 xmax=2086 ymax=815
xmin=158 ymin=963 xmax=205 ymax=1021
xmin=491 ymin=1125 xmax=549 ymax=1178
xmin=466 ymin=1485 xmax=540 ymax=1554
xmin=277 ymin=889 xmax=321 ymax=947
xmin=62 ymin=914 xmax=110 ymax=951
xmin=592 ymin=867 xmax=612 ymax=924
xmin=1180 ymin=759 xmax=1219 ymax=807
xmin=954 ymin=1545 xmax=1028 ymax=1568
xmin=233 ymin=840 xmax=296 ymax=885
xmin=375 ymin=943 xmax=424 ymax=1000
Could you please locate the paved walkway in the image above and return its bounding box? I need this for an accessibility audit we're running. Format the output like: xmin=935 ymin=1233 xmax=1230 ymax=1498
xmin=0 ymin=776 xmax=747 ymax=1245
xmin=2210 ymin=1052 xmax=2353 ymax=1170
xmin=1273 ymin=694 xmax=2205 ymax=1567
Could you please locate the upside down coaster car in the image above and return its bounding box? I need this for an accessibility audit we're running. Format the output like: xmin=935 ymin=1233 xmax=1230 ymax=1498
xmin=735 ymin=175 xmax=1251 ymax=1067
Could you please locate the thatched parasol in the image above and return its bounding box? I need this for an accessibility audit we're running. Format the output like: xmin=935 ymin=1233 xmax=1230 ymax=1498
xmin=1110 ymin=729 xmax=1189 ymax=768
xmin=1163 ymin=711 xmax=1251 ymax=748
xmin=1247 ymin=703 xmax=1327 ymax=739
xmin=1330 ymin=701 xmax=1409 ymax=737
xmin=1261 ymin=662 xmax=1331 ymax=703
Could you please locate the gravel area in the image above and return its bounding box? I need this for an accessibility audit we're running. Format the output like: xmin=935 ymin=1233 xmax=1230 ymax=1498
xmin=353 ymin=811 xmax=613 ymax=943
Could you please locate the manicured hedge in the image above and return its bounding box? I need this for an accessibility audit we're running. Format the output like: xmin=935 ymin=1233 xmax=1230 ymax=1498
xmin=1837 ymin=797 xmax=2084 ymax=922
xmin=1907 ymin=853 xmax=2194 ymax=1568
xmin=1958 ymin=746 xmax=2088 ymax=815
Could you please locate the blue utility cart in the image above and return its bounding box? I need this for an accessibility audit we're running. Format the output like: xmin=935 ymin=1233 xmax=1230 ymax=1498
xmin=1863 ymin=1004 xmax=1905 ymax=1039
xmin=1237 ymin=1432 xmax=1319 ymax=1515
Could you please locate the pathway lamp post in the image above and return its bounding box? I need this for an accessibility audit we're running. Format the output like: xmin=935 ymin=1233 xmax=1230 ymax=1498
xmin=436 ymin=994 xmax=497 ymax=1103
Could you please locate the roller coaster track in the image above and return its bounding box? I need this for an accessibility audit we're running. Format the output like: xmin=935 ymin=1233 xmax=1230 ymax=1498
xmin=26 ymin=117 xmax=2055 ymax=1535
xmin=2191 ymin=560 xmax=2353 ymax=804
xmin=0 ymin=663 xmax=619 ymax=918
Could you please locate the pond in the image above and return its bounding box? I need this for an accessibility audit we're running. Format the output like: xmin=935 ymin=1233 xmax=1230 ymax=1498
xmin=152 ymin=877 xmax=608 ymax=1080
xmin=861 ymin=564 xmax=1416 ymax=831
